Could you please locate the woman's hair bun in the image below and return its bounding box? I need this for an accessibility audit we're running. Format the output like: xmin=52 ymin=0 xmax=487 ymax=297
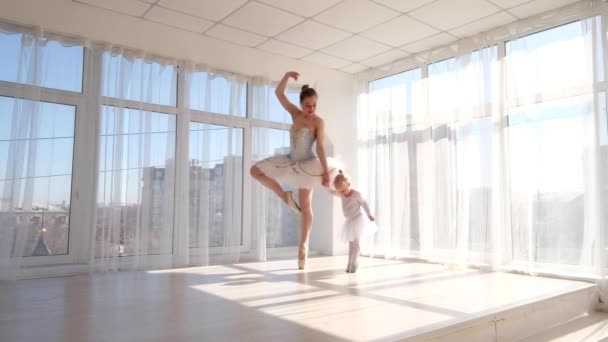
xmin=301 ymin=84 xmax=310 ymax=91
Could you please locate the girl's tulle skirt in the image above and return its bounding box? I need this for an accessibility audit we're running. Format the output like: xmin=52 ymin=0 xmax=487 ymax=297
xmin=254 ymin=155 xmax=342 ymax=189
xmin=341 ymin=212 xmax=378 ymax=242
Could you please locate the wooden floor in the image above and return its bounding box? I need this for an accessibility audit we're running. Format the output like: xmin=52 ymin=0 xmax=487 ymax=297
xmin=0 ymin=256 xmax=596 ymax=342
xmin=520 ymin=312 xmax=608 ymax=341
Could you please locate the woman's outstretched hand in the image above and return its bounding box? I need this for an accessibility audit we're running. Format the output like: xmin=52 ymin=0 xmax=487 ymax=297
xmin=322 ymin=172 xmax=330 ymax=187
xmin=285 ymin=71 xmax=300 ymax=81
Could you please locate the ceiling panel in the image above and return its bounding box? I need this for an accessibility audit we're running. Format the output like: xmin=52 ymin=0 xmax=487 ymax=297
xmin=257 ymin=39 xmax=314 ymax=59
xmin=206 ymin=24 xmax=267 ymax=47
xmin=322 ymin=36 xmax=392 ymax=62
xmin=341 ymin=63 xmax=369 ymax=74
xmin=449 ymin=12 xmax=517 ymax=38
xmin=276 ymin=20 xmax=352 ymax=51
xmin=372 ymin=0 xmax=436 ymax=13
xmin=257 ymin=0 xmax=341 ymax=17
xmin=409 ymin=0 xmax=501 ymax=31
xmin=509 ymin=0 xmax=579 ymax=19
xmin=361 ymin=15 xmax=439 ymax=47
xmin=145 ymin=6 xmax=214 ymax=32
xmin=76 ymin=0 xmax=151 ymax=17
xmin=158 ymin=0 xmax=247 ymax=21
xmin=314 ymin=0 xmax=399 ymax=33
xmin=361 ymin=49 xmax=409 ymax=67
xmin=401 ymin=33 xmax=456 ymax=54
xmin=302 ymin=52 xmax=352 ymax=69
xmin=73 ymin=0 xmax=585 ymax=74
xmin=222 ymin=1 xmax=305 ymax=36
xmin=487 ymin=0 xmax=529 ymax=8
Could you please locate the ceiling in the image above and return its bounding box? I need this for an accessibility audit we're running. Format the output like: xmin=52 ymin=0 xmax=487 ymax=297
xmin=73 ymin=0 xmax=580 ymax=74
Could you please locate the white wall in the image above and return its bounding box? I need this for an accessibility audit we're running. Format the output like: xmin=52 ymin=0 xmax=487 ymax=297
xmin=0 ymin=0 xmax=358 ymax=256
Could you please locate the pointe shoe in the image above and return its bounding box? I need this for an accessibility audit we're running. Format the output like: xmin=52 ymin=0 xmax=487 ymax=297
xmin=351 ymin=262 xmax=359 ymax=273
xmin=298 ymin=245 xmax=307 ymax=270
xmin=346 ymin=264 xmax=352 ymax=273
xmin=285 ymin=191 xmax=301 ymax=214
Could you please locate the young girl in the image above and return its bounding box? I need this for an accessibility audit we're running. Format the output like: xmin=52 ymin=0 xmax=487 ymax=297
xmin=331 ymin=171 xmax=377 ymax=273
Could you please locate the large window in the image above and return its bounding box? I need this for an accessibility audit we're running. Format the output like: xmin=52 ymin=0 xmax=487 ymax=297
xmin=0 ymin=32 xmax=84 ymax=93
xmin=364 ymin=68 xmax=423 ymax=254
xmin=506 ymin=20 xmax=604 ymax=266
xmin=0 ymin=97 xmax=75 ymax=257
xmin=187 ymin=68 xmax=247 ymax=254
xmin=252 ymin=127 xmax=300 ymax=248
xmin=189 ymin=123 xmax=243 ymax=248
xmin=0 ymin=31 xmax=83 ymax=263
xmin=0 ymin=23 xmax=326 ymax=274
xmin=96 ymin=107 xmax=176 ymax=257
xmin=189 ymin=71 xmax=247 ymax=116
xmin=506 ymin=20 xmax=602 ymax=101
xmin=95 ymin=52 xmax=180 ymax=261
xmin=369 ymin=68 xmax=423 ymax=128
xmin=268 ymin=85 xmax=299 ymax=124
xmin=363 ymin=16 xmax=608 ymax=274
xmin=102 ymin=53 xmax=177 ymax=107
xmin=364 ymin=49 xmax=497 ymax=259
xmin=425 ymin=47 xmax=497 ymax=255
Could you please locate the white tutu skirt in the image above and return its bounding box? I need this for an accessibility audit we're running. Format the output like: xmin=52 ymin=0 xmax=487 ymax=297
xmin=341 ymin=212 xmax=378 ymax=242
xmin=255 ymin=155 xmax=342 ymax=189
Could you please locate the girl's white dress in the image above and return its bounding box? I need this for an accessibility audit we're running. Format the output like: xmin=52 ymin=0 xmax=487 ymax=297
xmin=254 ymin=127 xmax=341 ymax=189
xmin=332 ymin=189 xmax=378 ymax=242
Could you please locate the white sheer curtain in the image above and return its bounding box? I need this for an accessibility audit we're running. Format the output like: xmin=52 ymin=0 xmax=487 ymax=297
xmin=92 ymin=47 xmax=178 ymax=272
xmin=0 ymin=22 xmax=265 ymax=278
xmin=183 ymin=65 xmax=246 ymax=266
xmin=250 ymin=77 xmax=272 ymax=262
xmin=359 ymin=45 xmax=501 ymax=267
xmin=250 ymin=78 xmax=302 ymax=260
xmin=358 ymin=5 xmax=608 ymax=287
xmin=0 ymin=25 xmax=84 ymax=281
xmin=506 ymin=17 xmax=607 ymax=278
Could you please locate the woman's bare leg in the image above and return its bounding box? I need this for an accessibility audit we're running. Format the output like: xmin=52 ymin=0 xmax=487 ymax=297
xmin=298 ymin=188 xmax=313 ymax=268
xmin=250 ymin=165 xmax=287 ymax=202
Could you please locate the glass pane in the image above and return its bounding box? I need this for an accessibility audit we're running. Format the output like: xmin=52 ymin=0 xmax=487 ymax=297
xmin=429 ymin=46 xmax=499 ymax=121
xmin=369 ymin=68 xmax=423 ymax=128
xmin=252 ymin=127 xmax=300 ymax=248
xmin=189 ymin=71 xmax=247 ymax=117
xmin=456 ymin=117 xmax=493 ymax=254
xmin=508 ymin=93 xmax=602 ymax=265
xmin=0 ymin=96 xmax=75 ymax=257
xmin=506 ymin=18 xmax=603 ymax=99
xmin=96 ymin=106 xmax=176 ymax=257
xmin=256 ymin=85 xmax=299 ymax=124
xmin=0 ymin=32 xmax=84 ymax=92
xmin=189 ymin=122 xmax=243 ymax=248
xmin=102 ymin=53 xmax=177 ymax=106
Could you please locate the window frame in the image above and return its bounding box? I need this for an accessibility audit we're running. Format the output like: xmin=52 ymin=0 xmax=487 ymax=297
xmin=0 ymin=46 xmax=89 ymax=267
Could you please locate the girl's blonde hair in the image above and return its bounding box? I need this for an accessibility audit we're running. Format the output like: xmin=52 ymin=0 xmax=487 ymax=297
xmin=333 ymin=170 xmax=349 ymax=187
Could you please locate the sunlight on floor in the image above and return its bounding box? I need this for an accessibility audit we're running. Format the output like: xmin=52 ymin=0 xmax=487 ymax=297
xmin=172 ymin=256 xmax=588 ymax=341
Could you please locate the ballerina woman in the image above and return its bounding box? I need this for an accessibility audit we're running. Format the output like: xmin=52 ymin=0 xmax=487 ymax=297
xmin=250 ymin=71 xmax=340 ymax=269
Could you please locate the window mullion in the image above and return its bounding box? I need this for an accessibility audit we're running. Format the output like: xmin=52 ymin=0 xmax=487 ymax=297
xmin=0 ymin=81 xmax=84 ymax=106
xmin=70 ymin=47 xmax=103 ymax=265
xmin=100 ymin=96 xmax=179 ymax=115
xmin=172 ymin=63 xmax=189 ymax=266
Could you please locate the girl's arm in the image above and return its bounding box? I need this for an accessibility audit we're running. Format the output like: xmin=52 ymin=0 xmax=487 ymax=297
xmin=315 ymin=118 xmax=330 ymax=187
xmin=357 ymin=193 xmax=375 ymax=221
xmin=275 ymin=71 xmax=301 ymax=120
